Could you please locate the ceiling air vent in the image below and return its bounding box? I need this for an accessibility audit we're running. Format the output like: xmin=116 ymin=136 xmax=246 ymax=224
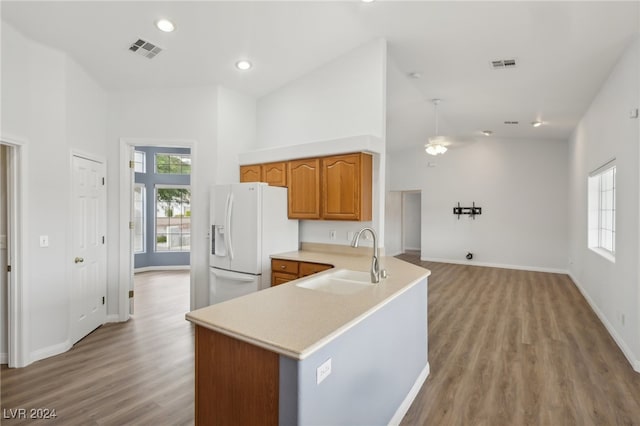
xmin=504 ymin=121 xmax=519 ymax=125
xmin=129 ymin=38 xmax=163 ymax=59
xmin=491 ymin=58 xmax=517 ymax=69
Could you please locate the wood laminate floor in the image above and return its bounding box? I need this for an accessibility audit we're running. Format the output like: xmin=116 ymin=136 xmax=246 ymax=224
xmin=1 ymin=270 xmax=194 ymax=425
xmin=398 ymin=252 xmax=640 ymax=426
xmin=2 ymin=260 xmax=640 ymax=425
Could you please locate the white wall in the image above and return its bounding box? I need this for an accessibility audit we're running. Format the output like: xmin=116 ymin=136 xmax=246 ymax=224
xmin=402 ymin=192 xmax=421 ymax=251
xmin=256 ymin=39 xmax=387 ymax=248
xmin=384 ymin=191 xmax=402 ymax=256
xmin=568 ymin=37 xmax=640 ymax=371
xmin=0 ymin=22 xmax=108 ymax=363
xmin=389 ymin=138 xmax=568 ymax=272
xmin=216 ymin=87 xmax=257 ymax=184
xmin=107 ymin=86 xmax=219 ymax=311
xmin=0 ymin=145 xmax=8 ymax=362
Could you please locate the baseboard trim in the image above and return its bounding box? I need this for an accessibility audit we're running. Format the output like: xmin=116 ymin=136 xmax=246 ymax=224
xmin=419 ymin=257 xmax=568 ymax=274
xmin=388 ymin=362 xmax=430 ymax=426
xmin=568 ymin=273 xmax=640 ymax=373
xmin=134 ymin=265 xmax=190 ymax=273
xmin=105 ymin=314 xmax=122 ymax=323
xmin=0 ymin=353 xmax=7 ymax=364
xmin=30 ymin=339 xmax=72 ymax=364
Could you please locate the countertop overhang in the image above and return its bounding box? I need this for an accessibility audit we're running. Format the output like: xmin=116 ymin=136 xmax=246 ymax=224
xmin=186 ymin=249 xmax=430 ymax=360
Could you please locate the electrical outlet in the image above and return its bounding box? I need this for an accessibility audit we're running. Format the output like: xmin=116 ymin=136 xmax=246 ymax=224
xmin=329 ymin=230 xmax=336 ymax=241
xmin=39 ymin=235 xmax=49 ymax=248
xmin=316 ymin=358 xmax=332 ymax=384
xmin=347 ymin=231 xmax=354 ymax=241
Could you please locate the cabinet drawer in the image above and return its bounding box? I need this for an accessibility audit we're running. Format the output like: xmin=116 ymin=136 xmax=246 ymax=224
xmin=271 ymin=272 xmax=297 ymax=286
xmin=271 ymin=259 xmax=299 ymax=275
xmin=299 ymin=262 xmax=333 ymax=277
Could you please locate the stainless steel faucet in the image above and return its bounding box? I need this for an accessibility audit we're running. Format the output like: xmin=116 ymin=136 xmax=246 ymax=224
xmin=351 ymin=227 xmax=385 ymax=283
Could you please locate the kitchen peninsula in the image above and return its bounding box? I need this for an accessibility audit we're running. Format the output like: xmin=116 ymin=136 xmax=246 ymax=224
xmin=186 ymin=244 xmax=430 ymax=425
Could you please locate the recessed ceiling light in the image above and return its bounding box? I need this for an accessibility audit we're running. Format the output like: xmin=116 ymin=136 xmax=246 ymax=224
xmin=531 ymin=120 xmax=543 ymax=127
xmin=362 ymin=0 xmax=375 ymax=3
xmin=235 ymin=60 xmax=252 ymax=71
xmin=482 ymin=130 xmax=493 ymax=136
xmin=155 ymin=19 xmax=175 ymax=33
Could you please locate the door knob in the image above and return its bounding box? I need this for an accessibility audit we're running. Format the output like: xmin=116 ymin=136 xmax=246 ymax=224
xmin=74 ymin=257 xmax=84 ymax=264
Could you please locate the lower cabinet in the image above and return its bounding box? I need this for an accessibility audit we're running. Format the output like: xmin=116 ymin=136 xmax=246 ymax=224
xmin=271 ymin=258 xmax=333 ymax=286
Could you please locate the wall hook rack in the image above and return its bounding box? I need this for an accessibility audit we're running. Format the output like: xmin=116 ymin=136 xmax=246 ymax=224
xmin=453 ymin=201 xmax=482 ymax=220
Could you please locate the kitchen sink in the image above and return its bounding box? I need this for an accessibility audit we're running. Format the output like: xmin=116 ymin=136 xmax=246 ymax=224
xmin=295 ymin=269 xmax=374 ymax=295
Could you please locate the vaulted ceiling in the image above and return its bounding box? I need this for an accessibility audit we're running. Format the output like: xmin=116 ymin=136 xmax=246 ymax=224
xmin=2 ymin=1 xmax=638 ymax=151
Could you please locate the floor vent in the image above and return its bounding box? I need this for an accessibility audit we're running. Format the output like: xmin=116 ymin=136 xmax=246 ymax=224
xmin=491 ymin=58 xmax=517 ymax=69
xmin=129 ymin=38 xmax=163 ymax=59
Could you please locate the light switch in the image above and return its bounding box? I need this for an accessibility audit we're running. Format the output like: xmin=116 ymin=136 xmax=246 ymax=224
xmin=39 ymin=235 xmax=49 ymax=247
xmin=0 ymin=235 xmax=6 ymax=249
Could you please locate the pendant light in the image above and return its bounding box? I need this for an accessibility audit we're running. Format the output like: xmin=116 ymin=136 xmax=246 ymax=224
xmin=425 ymin=99 xmax=448 ymax=156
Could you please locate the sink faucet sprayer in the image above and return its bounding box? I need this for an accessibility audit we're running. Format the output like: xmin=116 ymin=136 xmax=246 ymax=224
xmin=351 ymin=227 xmax=386 ymax=283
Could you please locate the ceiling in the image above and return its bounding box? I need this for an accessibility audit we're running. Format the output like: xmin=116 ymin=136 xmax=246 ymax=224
xmin=2 ymin=1 xmax=638 ymax=152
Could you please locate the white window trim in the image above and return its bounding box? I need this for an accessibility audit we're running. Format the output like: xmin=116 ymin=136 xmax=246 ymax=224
xmin=587 ymin=159 xmax=616 ymax=263
xmin=134 ymin=150 xmax=146 ymax=173
xmin=133 ymin=183 xmax=146 ymax=254
xmin=154 ymin=184 xmax=191 ymax=253
xmin=154 ymin=152 xmax=191 ymax=175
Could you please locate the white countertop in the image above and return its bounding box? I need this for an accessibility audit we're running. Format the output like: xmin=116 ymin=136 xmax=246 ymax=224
xmin=186 ymin=247 xmax=430 ymax=360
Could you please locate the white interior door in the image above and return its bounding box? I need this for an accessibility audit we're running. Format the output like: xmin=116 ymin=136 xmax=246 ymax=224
xmin=71 ymin=155 xmax=106 ymax=344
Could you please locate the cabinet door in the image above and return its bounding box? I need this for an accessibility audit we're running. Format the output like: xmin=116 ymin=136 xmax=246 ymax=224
xmin=262 ymin=162 xmax=287 ymax=187
xmin=240 ymin=165 xmax=262 ymax=183
xmin=322 ymin=153 xmax=372 ymax=221
xmin=287 ymin=158 xmax=321 ymax=219
xmin=271 ymin=272 xmax=297 ymax=286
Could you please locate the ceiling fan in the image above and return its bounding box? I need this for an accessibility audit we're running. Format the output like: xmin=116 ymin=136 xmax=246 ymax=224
xmin=424 ymin=98 xmax=475 ymax=156
xmin=424 ymin=99 xmax=449 ymax=156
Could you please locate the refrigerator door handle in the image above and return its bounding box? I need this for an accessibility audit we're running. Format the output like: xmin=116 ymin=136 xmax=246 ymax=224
xmin=211 ymin=225 xmax=215 ymax=255
xmin=227 ymin=192 xmax=235 ymax=261
xmin=223 ymin=193 xmax=231 ymax=258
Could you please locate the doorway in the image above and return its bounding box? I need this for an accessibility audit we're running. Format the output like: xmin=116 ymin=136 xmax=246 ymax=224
xmin=0 ymin=138 xmax=26 ymax=367
xmin=402 ymin=191 xmax=422 ymax=254
xmin=119 ymin=139 xmax=196 ymax=322
xmin=1 ymin=145 xmax=8 ymax=364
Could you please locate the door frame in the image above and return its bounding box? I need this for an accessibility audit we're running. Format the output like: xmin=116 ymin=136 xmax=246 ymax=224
xmin=119 ymin=138 xmax=197 ymax=322
xmin=1 ymin=136 xmax=28 ymax=367
xmin=401 ymin=190 xmax=422 ymax=253
xmin=69 ymin=151 xmax=107 ymax=344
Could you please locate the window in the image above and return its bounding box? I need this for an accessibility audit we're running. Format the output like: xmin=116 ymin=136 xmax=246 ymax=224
xmin=155 ymin=153 xmax=191 ymax=175
xmin=134 ymin=150 xmax=146 ymax=173
xmin=155 ymin=186 xmax=191 ymax=252
xmin=133 ymin=184 xmax=145 ymax=253
xmin=588 ymin=161 xmax=616 ymax=261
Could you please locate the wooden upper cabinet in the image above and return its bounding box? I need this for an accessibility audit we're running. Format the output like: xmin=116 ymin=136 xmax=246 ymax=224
xmin=240 ymin=164 xmax=262 ymax=183
xmin=261 ymin=162 xmax=287 ymax=187
xmin=321 ymin=153 xmax=372 ymax=221
xmin=287 ymin=158 xmax=321 ymax=219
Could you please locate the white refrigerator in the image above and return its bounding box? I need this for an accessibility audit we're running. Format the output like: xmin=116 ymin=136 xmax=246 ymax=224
xmin=209 ymin=183 xmax=298 ymax=304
